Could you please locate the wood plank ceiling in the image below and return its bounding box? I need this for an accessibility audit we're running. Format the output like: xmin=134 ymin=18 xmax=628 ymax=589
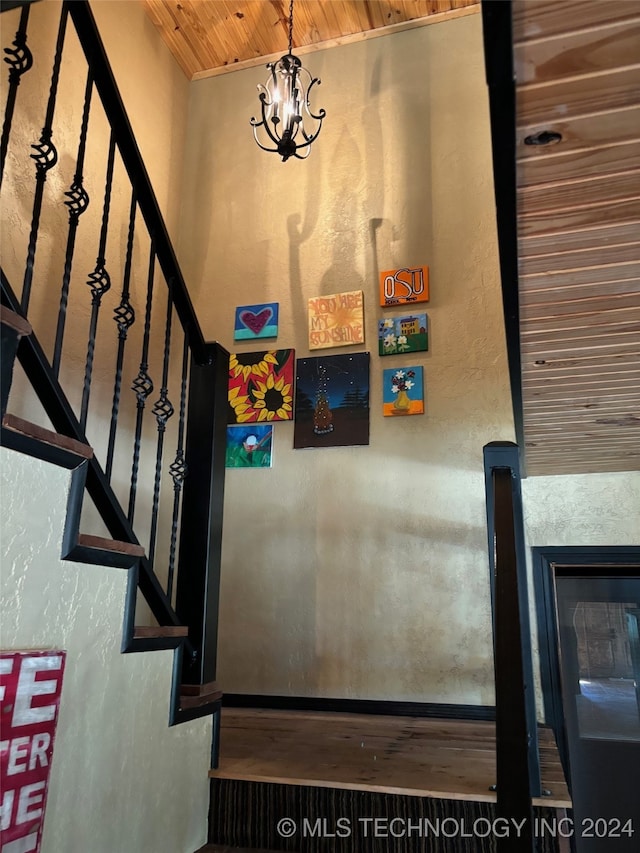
xmin=142 ymin=0 xmax=479 ymax=79
xmin=143 ymin=0 xmax=639 ymax=476
xmin=513 ymin=0 xmax=640 ymax=475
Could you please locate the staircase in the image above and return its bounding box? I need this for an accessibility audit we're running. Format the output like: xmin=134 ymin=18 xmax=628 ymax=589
xmin=1 ymin=0 xmax=227 ymax=725
xmin=0 ymin=436 xmax=214 ymax=852
xmin=1 ymin=2 xmax=228 ymax=849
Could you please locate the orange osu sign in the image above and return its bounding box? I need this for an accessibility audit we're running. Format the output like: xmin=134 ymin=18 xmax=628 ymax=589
xmin=379 ymin=266 xmax=429 ymax=307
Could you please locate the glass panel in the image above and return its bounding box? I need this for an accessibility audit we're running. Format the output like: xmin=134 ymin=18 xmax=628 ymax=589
xmin=570 ymin=601 xmax=640 ymax=742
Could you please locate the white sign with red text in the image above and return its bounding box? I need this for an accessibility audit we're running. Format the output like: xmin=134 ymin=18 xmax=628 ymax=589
xmin=0 ymin=651 xmax=66 ymax=853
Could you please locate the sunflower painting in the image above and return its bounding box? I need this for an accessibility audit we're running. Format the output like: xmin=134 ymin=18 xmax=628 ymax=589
xmin=228 ymin=349 xmax=294 ymax=424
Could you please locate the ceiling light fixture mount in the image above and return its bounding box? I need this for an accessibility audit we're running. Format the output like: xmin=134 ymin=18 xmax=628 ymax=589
xmin=250 ymin=0 xmax=326 ymax=162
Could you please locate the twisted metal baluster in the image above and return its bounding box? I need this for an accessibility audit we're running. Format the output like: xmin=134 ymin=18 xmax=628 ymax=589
xmin=79 ymin=131 xmax=116 ymax=433
xmin=22 ymin=4 xmax=68 ymax=314
xmin=148 ymin=291 xmax=175 ymax=566
xmin=105 ymin=190 xmax=137 ymax=482
xmin=127 ymin=243 xmax=156 ymax=524
xmin=52 ymin=67 xmax=93 ymax=377
xmin=1 ymin=5 xmax=33 ymax=188
xmin=167 ymin=334 xmax=189 ymax=601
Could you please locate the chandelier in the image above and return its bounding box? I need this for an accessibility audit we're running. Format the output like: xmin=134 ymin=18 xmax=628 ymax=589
xmin=250 ymin=0 xmax=326 ymax=162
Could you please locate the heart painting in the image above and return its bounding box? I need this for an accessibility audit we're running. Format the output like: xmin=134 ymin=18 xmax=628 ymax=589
xmin=234 ymin=302 xmax=279 ymax=341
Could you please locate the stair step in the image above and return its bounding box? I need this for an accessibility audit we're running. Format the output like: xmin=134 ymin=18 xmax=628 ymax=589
xmin=133 ymin=626 xmax=189 ymax=639
xmin=2 ymin=413 xmax=93 ymax=459
xmin=126 ymin=625 xmax=189 ymax=653
xmin=77 ymin=533 xmax=144 ymax=557
xmin=1 ymin=305 xmax=32 ymax=337
xmin=180 ymin=681 xmax=223 ymax=709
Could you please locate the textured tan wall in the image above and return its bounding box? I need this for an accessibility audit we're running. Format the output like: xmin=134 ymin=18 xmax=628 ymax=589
xmin=178 ymin=14 xmax=514 ymax=704
xmin=0 ymin=448 xmax=211 ymax=853
xmin=523 ymin=472 xmax=640 ymax=546
xmin=89 ymin=0 xmax=189 ymax=240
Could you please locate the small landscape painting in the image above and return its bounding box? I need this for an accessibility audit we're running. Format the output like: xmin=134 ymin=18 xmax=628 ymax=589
xmin=234 ymin=302 xmax=279 ymax=341
xmin=378 ymin=313 xmax=428 ymax=356
xmin=294 ymin=353 xmax=370 ymax=448
xmin=228 ymin=349 xmax=294 ymax=423
xmin=383 ymin=366 xmax=424 ymax=416
xmin=226 ymin=424 xmax=273 ymax=468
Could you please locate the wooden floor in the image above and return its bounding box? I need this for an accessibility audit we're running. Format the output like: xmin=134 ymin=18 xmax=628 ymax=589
xmin=210 ymin=708 xmax=571 ymax=808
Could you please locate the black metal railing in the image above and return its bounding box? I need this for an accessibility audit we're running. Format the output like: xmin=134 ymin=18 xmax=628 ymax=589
xmin=483 ymin=441 xmax=541 ymax=853
xmin=0 ymin=0 xmax=228 ymax=688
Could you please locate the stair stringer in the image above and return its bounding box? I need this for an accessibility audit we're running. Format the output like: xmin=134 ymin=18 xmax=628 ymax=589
xmin=1 ymin=417 xmax=223 ymax=727
xmin=0 ymin=443 xmax=212 ymax=853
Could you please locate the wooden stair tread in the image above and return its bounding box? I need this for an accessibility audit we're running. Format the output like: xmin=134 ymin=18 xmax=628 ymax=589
xmin=1 ymin=305 xmax=32 ymax=337
xmin=2 ymin=414 xmax=93 ymax=459
xmin=180 ymin=682 xmax=223 ymax=709
xmin=181 ymin=680 xmax=219 ymax=696
xmin=133 ymin=626 xmax=189 ymax=638
xmin=77 ymin=533 xmax=144 ymax=556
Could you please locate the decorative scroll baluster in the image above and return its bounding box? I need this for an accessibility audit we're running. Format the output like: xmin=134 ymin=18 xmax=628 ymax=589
xmin=105 ymin=190 xmax=137 ymax=482
xmin=167 ymin=334 xmax=189 ymax=601
xmin=127 ymin=244 xmax=156 ymax=524
xmin=1 ymin=5 xmax=33 ymax=188
xmin=52 ymin=68 xmax=93 ymax=378
xmin=79 ymin=132 xmax=116 ymax=433
xmin=148 ymin=293 xmax=175 ymax=566
xmin=21 ymin=4 xmax=68 ymax=314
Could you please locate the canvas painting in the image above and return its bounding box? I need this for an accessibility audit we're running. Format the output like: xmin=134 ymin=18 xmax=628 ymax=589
xmin=308 ymin=290 xmax=364 ymax=350
xmin=228 ymin=349 xmax=294 ymax=423
xmin=226 ymin=424 xmax=273 ymax=468
xmin=294 ymin=353 xmax=370 ymax=448
xmin=234 ymin=302 xmax=279 ymax=340
xmin=383 ymin=366 xmax=424 ymax=416
xmin=378 ymin=313 xmax=428 ymax=356
xmin=379 ymin=266 xmax=429 ymax=307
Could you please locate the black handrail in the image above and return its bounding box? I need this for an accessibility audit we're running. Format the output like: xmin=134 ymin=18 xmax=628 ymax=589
xmin=483 ymin=441 xmax=540 ymax=853
xmin=64 ymin=0 xmax=211 ymax=365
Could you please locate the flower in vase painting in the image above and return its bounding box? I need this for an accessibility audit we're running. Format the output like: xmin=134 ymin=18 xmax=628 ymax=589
xmin=391 ymin=370 xmax=416 ymax=393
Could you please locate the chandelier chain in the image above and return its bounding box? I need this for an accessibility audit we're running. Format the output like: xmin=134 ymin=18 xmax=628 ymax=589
xmin=288 ymin=0 xmax=294 ymax=55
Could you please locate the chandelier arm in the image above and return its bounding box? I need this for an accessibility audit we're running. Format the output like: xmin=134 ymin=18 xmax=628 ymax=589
xmin=252 ymin=131 xmax=280 ymax=154
xmin=292 ymin=145 xmax=312 ymax=160
xmin=305 ymin=78 xmax=326 ymax=121
xmin=254 ymin=95 xmax=288 ymax=147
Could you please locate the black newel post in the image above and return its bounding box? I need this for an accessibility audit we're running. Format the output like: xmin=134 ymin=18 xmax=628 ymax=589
xmin=176 ymin=342 xmax=229 ymax=686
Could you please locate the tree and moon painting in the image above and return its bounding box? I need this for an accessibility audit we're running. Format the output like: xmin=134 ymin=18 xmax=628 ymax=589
xmin=294 ymin=353 xmax=370 ymax=449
